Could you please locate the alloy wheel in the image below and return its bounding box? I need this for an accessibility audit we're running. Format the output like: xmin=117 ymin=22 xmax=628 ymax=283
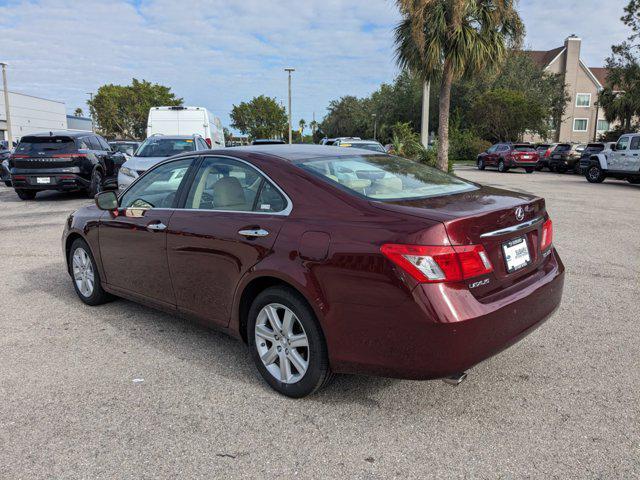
xmin=588 ymin=166 xmax=600 ymax=181
xmin=254 ymin=303 xmax=309 ymax=384
xmin=72 ymin=248 xmax=95 ymax=297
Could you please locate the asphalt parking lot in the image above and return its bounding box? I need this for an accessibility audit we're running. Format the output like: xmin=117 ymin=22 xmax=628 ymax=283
xmin=1 ymin=168 xmax=638 ymax=479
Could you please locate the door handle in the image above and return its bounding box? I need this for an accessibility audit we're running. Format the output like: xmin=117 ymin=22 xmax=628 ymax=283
xmin=147 ymin=222 xmax=167 ymax=232
xmin=238 ymin=228 xmax=269 ymax=237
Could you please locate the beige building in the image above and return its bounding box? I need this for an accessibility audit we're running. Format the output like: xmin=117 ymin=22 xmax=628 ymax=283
xmin=524 ymin=35 xmax=611 ymax=143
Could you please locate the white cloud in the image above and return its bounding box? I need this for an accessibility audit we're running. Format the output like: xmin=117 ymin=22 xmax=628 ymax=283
xmin=0 ymin=0 xmax=632 ymax=131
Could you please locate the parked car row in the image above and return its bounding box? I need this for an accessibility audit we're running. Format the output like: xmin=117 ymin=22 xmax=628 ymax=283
xmin=476 ymin=137 xmax=640 ymax=185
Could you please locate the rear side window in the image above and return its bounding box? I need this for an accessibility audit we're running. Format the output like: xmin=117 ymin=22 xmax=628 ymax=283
xmin=555 ymin=144 xmax=571 ymax=152
xmin=14 ymin=136 xmax=77 ymax=155
xmin=298 ymin=154 xmax=476 ymax=201
xmin=97 ymin=136 xmax=111 ymax=151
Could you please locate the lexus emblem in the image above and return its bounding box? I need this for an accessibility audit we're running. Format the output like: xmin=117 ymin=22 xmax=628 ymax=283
xmin=515 ymin=206 xmax=525 ymax=221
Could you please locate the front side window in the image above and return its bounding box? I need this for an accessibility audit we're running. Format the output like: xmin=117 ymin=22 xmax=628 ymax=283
xmin=573 ymin=119 xmax=588 ymax=132
xmin=616 ymin=137 xmax=630 ymax=151
xmin=184 ymin=157 xmax=286 ymax=212
xmin=136 ymin=138 xmax=196 ymax=158
xmin=576 ymin=94 xmax=591 ymax=107
xmin=630 ymin=136 xmax=640 ymax=150
xmin=297 ymin=154 xmax=476 ymax=201
xmin=120 ymin=158 xmax=193 ymax=209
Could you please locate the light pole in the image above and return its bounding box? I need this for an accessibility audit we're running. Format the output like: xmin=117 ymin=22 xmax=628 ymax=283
xmin=1 ymin=62 xmax=13 ymax=147
xmin=284 ymin=67 xmax=295 ymax=144
xmin=86 ymin=92 xmax=94 ymax=132
xmin=421 ymin=81 xmax=430 ymax=148
xmin=372 ymin=113 xmax=377 ymax=141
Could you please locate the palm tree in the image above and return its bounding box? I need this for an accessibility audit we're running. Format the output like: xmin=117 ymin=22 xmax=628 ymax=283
xmin=299 ymin=118 xmax=306 ymax=137
xmin=74 ymin=107 xmax=84 ymax=117
xmin=395 ymin=0 xmax=523 ymax=171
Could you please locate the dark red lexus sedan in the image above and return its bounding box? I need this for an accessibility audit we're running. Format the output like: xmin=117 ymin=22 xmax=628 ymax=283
xmin=62 ymin=145 xmax=564 ymax=397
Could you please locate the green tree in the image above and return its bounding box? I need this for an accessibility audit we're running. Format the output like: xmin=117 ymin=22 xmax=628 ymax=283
xmin=298 ymin=118 xmax=306 ymax=138
xmin=320 ymin=96 xmax=371 ymax=139
xmin=230 ymin=95 xmax=288 ymax=140
xmin=88 ymin=79 xmax=182 ymax=139
xmin=394 ymin=0 xmax=524 ymax=171
xmin=74 ymin=107 xmax=84 ymax=117
xmin=599 ymin=2 xmax=640 ymax=132
xmin=470 ymin=89 xmax=546 ymax=142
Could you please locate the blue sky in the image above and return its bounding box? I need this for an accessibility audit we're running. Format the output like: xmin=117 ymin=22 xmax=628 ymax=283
xmin=0 ymin=0 xmax=631 ymax=132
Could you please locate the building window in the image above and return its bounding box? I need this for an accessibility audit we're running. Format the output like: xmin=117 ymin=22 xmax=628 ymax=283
xmin=597 ymin=119 xmax=610 ymax=132
xmin=576 ymin=93 xmax=591 ymax=107
xmin=573 ymin=119 xmax=588 ymax=132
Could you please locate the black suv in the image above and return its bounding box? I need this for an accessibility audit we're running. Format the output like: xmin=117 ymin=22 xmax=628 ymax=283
xmin=9 ymin=131 xmax=126 ymax=200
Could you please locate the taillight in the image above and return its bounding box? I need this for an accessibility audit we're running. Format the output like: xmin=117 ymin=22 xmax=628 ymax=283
xmin=541 ymin=219 xmax=553 ymax=251
xmin=380 ymin=244 xmax=493 ymax=283
xmin=544 ymin=149 xmax=551 ymax=158
xmin=205 ymin=138 xmax=212 ymax=147
xmin=53 ymin=153 xmax=86 ymax=158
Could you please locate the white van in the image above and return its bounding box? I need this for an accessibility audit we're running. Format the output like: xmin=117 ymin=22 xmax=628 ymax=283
xmin=146 ymin=106 xmax=225 ymax=147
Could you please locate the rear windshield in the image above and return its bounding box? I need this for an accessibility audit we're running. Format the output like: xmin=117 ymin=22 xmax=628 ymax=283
xmin=513 ymin=145 xmax=536 ymax=152
xmin=297 ymin=154 xmax=476 ymax=201
xmin=585 ymin=143 xmax=604 ymax=151
xmin=536 ymin=144 xmax=550 ymax=150
xmin=136 ymin=138 xmax=196 ymax=157
xmin=15 ymin=136 xmax=76 ymax=155
xmin=555 ymin=144 xmax=571 ymax=152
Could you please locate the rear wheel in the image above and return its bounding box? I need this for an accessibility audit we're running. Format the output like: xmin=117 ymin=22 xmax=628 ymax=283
xmin=498 ymin=160 xmax=508 ymax=173
xmin=586 ymin=165 xmax=605 ymax=183
xmin=69 ymin=238 xmax=113 ymax=306
xmin=247 ymin=286 xmax=332 ymax=398
xmin=87 ymin=169 xmax=103 ymax=198
xmin=557 ymin=164 xmax=567 ymax=173
xmin=4 ymin=181 xmax=11 ymax=187
xmin=15 ymin=189 xmax=37 ymax=200
xmin=628 ymin=178 xmax=640 ymax=184
xmin=477 ymin=158 xmax=485 ymax=170
xmin=525 ymin=167 xmax=534 ymax=174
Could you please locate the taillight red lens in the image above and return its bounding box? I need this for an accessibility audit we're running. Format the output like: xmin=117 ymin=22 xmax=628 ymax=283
xmin=541 ymin=219 xmax=553 ymax=251
xmin=205 ymin=138 xmax=212 ymax=147
xmin=380 ymin=244 xmax=493 ymax=283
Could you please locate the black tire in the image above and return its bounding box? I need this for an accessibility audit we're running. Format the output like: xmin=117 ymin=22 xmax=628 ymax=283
xmin=87 ymin=169 xmax=104 ymax=198
xmin=247 ymin=286 xmax=332 ymax=398
xmin=586 ymin=165 xmax=605 ymax=183
xmin=68 ymin=238 xmax=113 ymax=306
xmin=535 ymin=165 xmax=543 ymax=171
xmin=498 ymin=160 xmax=508 ymax=173
xmin=557 ymin=164 xmax=567 ymax=173
xmin=15 ymin=189 xmax=37 ymax=200
xmin=477 ymin=158 xmax=485 ymax=170
xmin=549 ymin=164 xmax=556 ymax=172
xmin=4 ymin=181 xmax=11 ymax=187
xmin=525 ymin=167 xmax=534 ymax=173
xmin=627 ymin=178 xmax=640 ymax=184
xmin=573 ymin=163 xmax=582 ymax=174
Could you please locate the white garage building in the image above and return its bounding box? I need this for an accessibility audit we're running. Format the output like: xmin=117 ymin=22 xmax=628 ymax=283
xmin=0 ymin=90 xmax=67 ymax=144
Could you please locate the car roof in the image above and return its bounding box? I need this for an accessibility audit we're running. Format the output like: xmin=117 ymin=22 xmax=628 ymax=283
xmin=170 ymin=144 xmax=386 ymax=162
xmin=21 ymin=130 xmax=96 ymax=139
xmin=145 ymin=134 xmax=200 ymax=140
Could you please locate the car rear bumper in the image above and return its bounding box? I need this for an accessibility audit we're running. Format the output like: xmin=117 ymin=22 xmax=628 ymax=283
xmin=326 ymin=248 xmax=565 ymax=379
xmin=11 ymin=170 xmax=89 ymax=191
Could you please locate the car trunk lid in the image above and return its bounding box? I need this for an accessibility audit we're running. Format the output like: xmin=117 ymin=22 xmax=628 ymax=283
xmin=371 ymin=185 xmax=548 ymax=298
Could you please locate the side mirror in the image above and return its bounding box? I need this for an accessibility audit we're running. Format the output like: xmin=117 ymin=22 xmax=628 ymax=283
xmin=95 ymin=191 xmax=118 ymax=211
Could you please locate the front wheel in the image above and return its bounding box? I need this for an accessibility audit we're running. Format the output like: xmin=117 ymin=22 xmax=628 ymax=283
xmin=586 ymin=165 xmax=605 ymax=183
xmin=69 ymin=238 xmax=113 ymax=306
xmin=15 ymin=189 xmax=37 ymax=200
xmin=248 ymin=286 xmax=332 ymax=398
xmin=477 ymin=158 xmax=485 ymax=170
xmin=4 ymin=180 xmax=11 ymax=187
xmin=498 ymin=160 xmax=508 ymax=173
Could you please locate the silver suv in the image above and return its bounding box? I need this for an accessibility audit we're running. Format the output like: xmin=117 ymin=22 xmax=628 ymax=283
xmin=118 ymin=134 xmax=210 ymax=190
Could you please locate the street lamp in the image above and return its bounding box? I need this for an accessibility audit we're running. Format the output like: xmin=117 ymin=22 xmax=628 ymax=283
xmin=284 ymin=67 xmax=295 ymax=144
xmin=372 ymin=113 xmax=377 ymax=141
xmin=1 ymin=62 xmax=13 ymax=146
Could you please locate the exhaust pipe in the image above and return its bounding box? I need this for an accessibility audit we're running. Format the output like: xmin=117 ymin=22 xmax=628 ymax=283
xmin=442 ymin=372 xmax=467 ymax=386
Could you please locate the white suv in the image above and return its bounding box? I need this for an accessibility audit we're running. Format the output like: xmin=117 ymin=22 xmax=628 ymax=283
xmin=585 ymin=134 xmax=640 ymax=184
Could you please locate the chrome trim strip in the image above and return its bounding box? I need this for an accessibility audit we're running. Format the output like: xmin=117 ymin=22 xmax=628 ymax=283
xmin=117 ymin=154 xmax=293 ymax=217
xmin=479 ymin=216 xmax=544 ymax=238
